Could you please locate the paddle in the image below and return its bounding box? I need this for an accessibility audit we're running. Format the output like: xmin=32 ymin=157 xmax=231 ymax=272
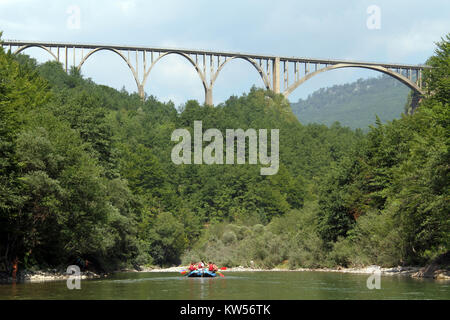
xmin=213 ymin=266 xmax=227 ymax=277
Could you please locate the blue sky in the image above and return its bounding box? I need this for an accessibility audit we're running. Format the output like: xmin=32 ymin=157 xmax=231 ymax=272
xmin=1 ymin=0 xmax=448 ymax=106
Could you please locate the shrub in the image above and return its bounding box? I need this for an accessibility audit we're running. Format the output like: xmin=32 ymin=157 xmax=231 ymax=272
xmin=222 ymin=231 xmax=237 ymax=245
xmin=252 ymin=224 xmax=264 ymax=234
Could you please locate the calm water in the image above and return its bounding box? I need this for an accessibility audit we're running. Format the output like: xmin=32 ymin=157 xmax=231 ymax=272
xmin=0 ymin=271 xmax=449 ymax=300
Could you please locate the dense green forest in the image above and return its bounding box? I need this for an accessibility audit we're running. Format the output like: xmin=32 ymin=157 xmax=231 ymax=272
xmin=0 ymin=33 xmax=448 ymax=273
xmin=291 ymin=75 xmax=412 ymax=130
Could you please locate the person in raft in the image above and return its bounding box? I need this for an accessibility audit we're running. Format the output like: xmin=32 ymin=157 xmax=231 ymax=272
xmin=198 ymin=261 xmax=205 ymax=269
xmin=188 ymin=262 xmax=197 ymax=272
xmin=208 ymin=262 xmax=218 ymax=273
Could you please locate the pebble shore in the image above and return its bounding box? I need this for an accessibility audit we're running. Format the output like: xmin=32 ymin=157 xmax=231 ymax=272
xmin=1 ymin=264 xmax=448 ymax=284
xmin=136 ymin=265 xmax=450 ymax=280
xmin=0 ymin=269 xmax=103 ymax=283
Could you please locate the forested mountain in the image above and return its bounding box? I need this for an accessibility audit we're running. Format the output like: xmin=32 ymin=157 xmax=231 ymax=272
xmin=0 ymin=33 xmax=448 ymax=273
xmin=290 ymin=75 xmax=411 ymax=129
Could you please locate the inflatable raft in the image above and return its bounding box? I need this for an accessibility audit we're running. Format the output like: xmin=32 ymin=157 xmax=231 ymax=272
xmin=187 ymin=269 xmax=217 ymax=277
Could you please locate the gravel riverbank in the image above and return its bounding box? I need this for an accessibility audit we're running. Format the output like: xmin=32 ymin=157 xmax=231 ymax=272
xmin=1 ymin=264 xmax=448 ymax=284
xmin=0 ymin=269 xmax=103 ymax=284
xmin=136 ymin=265 xmax=450 ymax=280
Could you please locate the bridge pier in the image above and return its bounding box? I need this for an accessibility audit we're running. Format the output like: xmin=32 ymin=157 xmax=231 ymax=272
xmin=272 ymin=57 xmax=280 ymax=94
xmin=138 ymin=84 xmax=145 ymax=101
xmin=407 ymin=90 xmax=422 ymax=115
xmin=205 ymin=88 xmax=213 ymax=106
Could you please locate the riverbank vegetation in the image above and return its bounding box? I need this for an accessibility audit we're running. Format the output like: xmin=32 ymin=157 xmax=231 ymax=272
xmin=0 ymin=33 xmax=448 ymax=274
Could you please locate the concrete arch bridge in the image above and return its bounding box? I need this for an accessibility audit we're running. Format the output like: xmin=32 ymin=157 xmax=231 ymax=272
xmin=2 ymin=40 xmax=429 ymax=105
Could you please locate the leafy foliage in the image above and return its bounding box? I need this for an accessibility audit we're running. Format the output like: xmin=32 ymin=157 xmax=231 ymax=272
xmin=0 ymin=33 xmax=448 ymax=272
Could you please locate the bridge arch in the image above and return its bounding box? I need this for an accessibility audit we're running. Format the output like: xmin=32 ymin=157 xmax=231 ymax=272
xmin=284 ymin=63 xmax=424 ymax=97
xmin=77 ymin=47 xmax=141 ymax=92
xmin=211 ymin=56 xmax=271 ymax=90
xmin=14 ymin=45 xmax=58 ymax=62
xmin=142 ymin=51 xmax=208 ymax=92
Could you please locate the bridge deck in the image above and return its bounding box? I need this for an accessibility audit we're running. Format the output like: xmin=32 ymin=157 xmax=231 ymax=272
xmin=2 ymin=40 xmax=428 ymax=70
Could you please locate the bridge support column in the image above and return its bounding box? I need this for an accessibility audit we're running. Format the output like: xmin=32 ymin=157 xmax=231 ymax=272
xmin=408 ymin=90 xmax=422 ymax=115
xmin=65 ymin=46 xmax=68 ymax=73
xmin=205 ymin=87 xmax=213 ymax=106
xmin=138 ymin=84 xmax=145 ymax=102
xmin=272 ymin=57 xmax=280 ymax=94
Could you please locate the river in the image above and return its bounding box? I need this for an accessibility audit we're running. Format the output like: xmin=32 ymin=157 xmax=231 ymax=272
xmin=0 ymin=271 xmax=449 ymax=300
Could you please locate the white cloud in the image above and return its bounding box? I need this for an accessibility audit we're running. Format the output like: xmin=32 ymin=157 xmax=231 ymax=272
xmin=385 ymin=20 xmax=449 ymax=60
xmin=115 ymin=0 xmax=136 ymax=14
xmin=151 ymin=55 xmax=201 ymax=86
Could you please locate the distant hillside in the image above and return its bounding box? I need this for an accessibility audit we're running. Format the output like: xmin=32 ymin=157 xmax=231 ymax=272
xmin=290 ymin=75 xmax=411 ymax=129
